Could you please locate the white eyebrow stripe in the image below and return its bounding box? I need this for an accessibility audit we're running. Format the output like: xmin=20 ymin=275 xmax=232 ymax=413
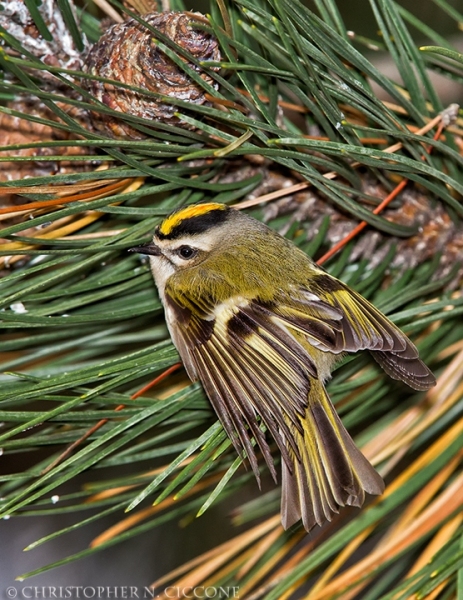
xmin=154 ymin=234 xmax=215 ymax=253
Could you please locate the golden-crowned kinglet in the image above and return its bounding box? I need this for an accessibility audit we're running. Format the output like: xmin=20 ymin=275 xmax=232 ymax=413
xmin=130 ymin=202 xmax=435 ymax=532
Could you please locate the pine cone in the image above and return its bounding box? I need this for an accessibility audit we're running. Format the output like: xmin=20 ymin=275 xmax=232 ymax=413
xmin=83 ymin=12 xmax=221 ymax=139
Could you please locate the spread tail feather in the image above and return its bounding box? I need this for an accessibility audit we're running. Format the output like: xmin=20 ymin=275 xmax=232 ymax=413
xmin=281 ymin=382 xmax=384 ymax=531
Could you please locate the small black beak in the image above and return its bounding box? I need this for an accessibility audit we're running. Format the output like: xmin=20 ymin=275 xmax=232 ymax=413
xmin=128 ymin=242 xmax=162 ymax=256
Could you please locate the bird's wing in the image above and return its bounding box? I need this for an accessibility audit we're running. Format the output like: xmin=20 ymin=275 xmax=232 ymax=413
xmin=273 ymin=274 xmax=435 ymax=390
xmin=163 ymin=290 xmax=317 ymax=484
xmin=164 ymin=285 xmax=387 ymax=532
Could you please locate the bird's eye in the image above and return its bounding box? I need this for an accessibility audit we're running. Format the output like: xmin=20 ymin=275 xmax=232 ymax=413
xmin=177 ymin=245 xmax=196 ymax=259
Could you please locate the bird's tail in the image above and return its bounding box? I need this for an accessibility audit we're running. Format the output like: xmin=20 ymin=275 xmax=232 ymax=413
xmin=281 ymin=380 xmax=384 ymax=531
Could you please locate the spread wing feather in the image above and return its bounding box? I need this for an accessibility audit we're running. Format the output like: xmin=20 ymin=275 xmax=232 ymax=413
xmin=192 ymin=341 xmax=270 ymax=482
xmin=273 ymin=278 xmax=435 ymax=390
xmin=165 ymin=294 xmax=317 ymax=483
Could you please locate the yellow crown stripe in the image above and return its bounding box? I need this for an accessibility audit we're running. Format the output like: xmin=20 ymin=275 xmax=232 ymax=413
xmin=159 ymin=203 xmax=227 ymax=236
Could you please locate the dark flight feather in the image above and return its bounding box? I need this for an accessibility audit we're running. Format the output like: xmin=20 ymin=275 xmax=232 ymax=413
xmin=272 ymin=278 xmax=435 ymax=390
